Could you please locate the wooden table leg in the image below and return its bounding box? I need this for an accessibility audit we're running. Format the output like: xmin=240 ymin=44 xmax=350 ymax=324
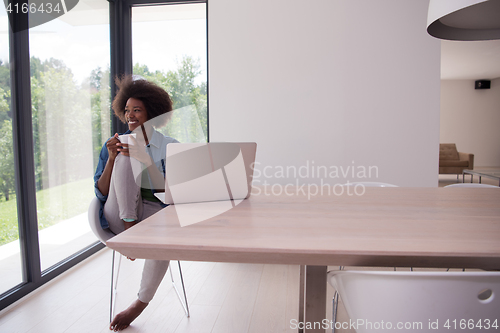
xmin=304 ymin=265 xmax=327 ymax=333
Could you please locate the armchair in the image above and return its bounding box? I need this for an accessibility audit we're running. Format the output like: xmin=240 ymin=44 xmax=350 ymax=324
xmin=439 ymin=143 xmax=474 ymax=176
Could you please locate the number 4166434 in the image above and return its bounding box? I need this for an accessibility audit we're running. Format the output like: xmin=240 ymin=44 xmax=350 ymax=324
xmin=444 ymin=319 xmax=499 ymax=330
xmin=6 ymin=2 xmax=62 ymax=14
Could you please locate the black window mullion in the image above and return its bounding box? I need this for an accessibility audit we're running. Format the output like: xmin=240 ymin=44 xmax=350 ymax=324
xmin=8 ymin=1 xmax=41 ymax=286
xmin=8 ymin=0 xmax=41 ymax=288
xmin=110 ymin=0 xmax=132 ymax=134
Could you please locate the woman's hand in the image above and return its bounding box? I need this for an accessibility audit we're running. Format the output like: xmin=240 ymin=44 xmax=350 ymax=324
xmin=106 ymin=133 xmax=121 ymax=161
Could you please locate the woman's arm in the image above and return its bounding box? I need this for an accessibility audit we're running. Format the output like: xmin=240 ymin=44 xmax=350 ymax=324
xmin=97 ymin=133 xmax=121 ymax=196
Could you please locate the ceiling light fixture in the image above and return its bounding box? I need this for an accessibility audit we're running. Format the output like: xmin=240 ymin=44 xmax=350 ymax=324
xmin=427 ymin=0 xmax=500 ymax=40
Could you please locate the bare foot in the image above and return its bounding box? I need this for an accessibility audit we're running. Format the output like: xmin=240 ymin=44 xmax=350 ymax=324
xmin=109 ymin=299 xmax=148 ymax=331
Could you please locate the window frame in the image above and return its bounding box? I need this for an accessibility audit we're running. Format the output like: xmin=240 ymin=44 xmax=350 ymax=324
xmin=110 ymin=0 xmax=208 ymax=134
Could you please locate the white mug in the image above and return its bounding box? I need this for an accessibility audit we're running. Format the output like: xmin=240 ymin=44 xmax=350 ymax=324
xmin=118 ymin=133 xmax=137 ymax=147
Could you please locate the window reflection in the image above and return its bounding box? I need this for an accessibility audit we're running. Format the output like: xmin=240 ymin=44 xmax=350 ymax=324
xmin=28 ymin=0 xmax=110 ymax=270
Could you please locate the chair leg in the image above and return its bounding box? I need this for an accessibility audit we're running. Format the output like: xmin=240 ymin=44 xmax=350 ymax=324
xmin=110 ymin=250 xmax=115 ymax=323
xmin=169 ymin=261 xmax=190 ymax=317
xmin=332 ymin=291 xmax=339 ymax=333
xmin=109 ymin=250 xmax=122 ymax=323
xmin=178 ymin=261 xmax=190 ymax=317
xmin=331 ymin=265 xmax=342 ymax=333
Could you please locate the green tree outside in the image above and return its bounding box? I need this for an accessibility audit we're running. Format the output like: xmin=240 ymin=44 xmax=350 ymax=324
xmin=133 ymin=56 xmax=207 ymax=142
xmin=0 ymin=120 xmax=14 ymax=201
xmin=0 ymin=61 xmax=13 ymax=202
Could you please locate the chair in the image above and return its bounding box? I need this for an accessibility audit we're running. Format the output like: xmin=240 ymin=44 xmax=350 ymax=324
xmin=439 ymin=143 xmax=474 ymax=179
xmin=327 ymin=270 xmax=500 ymax=333
xmin=88 ymin=197 xmax=190 ymax=322
xmin=445 ymin=183 xmax=498 ymax=188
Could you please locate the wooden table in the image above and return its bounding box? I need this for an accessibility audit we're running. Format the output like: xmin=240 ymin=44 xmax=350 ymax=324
xmin=107 ymin=187 xmax=500 ymax=332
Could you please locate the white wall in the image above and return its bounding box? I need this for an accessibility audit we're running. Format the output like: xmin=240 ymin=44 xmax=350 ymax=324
xmin=440 ymin=78 xmax=500 ymax=167
xmin=209 ymin=0 xmax=441 ymax=187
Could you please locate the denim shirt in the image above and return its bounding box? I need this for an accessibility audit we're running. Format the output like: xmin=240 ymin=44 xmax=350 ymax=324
xmin=93 ymin=129 xmax=179 ymax=229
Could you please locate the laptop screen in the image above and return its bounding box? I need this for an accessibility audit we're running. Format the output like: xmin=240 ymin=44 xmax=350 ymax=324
xmin=156 ymin=142 xmax=257 ymax=205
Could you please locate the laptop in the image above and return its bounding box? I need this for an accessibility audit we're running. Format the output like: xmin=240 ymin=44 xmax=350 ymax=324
xmin=154 ymin=142 xmax=257 ymax=205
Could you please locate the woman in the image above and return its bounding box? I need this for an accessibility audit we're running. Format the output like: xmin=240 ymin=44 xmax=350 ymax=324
xmin=93 ymin=75 xmax=178 ymax=331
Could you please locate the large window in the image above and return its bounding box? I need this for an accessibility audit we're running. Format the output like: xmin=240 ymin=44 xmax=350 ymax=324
xmin=0 ymin=0 xmax=206 ymax=311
